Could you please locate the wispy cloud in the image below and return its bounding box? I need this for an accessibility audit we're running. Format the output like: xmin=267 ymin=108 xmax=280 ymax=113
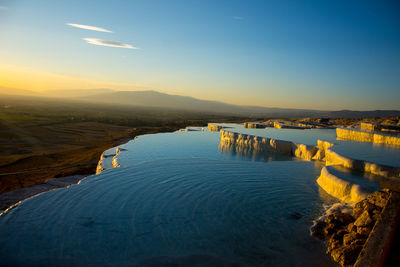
xmin=233 ymin=16 xmax=244 ymax=20
xmin=67 ymin=23 xmax=112 ymax=33
xmin=0 ymin=6 xmax=9 ymax=10
xmin=83 ymin=38 xmax=138 ymax=49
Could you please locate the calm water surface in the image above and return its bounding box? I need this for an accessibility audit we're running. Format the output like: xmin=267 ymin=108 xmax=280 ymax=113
xmin=0 ymin=125 xmax=363 ymax=266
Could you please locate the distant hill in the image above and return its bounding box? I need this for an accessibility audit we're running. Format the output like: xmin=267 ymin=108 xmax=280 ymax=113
xmin=81 ymin=90 xmax=400 ymax=118
xmin=82 ymin=90 xmax=247 ymax=114
xmin=1 ymin=88 xmax=399 ymax=118
xmin=41 ymin=88 xmax=115 ymax=98
xmin=324 ymin=110 xmax=400 ymax=118
xmin=0 ymin=86 xmax=37 ymax=96
xmin=80 ymin=90 xmax=312 ymax=116
xmin=0 ymin=87 xmax=115 ymax=98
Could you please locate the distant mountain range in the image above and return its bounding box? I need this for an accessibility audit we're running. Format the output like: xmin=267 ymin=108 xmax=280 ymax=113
xmin=1 ymin=87 xmax=399 ymax=118
xmin=41 ymin=88 xmax=115 ymax=98
xmin=0 ymin=87 xmax=114 ymax=97
xmin=0 ymin=86 xmax=37 ymax=96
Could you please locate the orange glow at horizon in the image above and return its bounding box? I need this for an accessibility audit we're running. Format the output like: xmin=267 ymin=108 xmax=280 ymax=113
xmin=0 ymin=64 xmax=138 ymax=92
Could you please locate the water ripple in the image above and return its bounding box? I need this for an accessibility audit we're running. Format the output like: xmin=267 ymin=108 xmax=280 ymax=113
xmin=0 ymin=158 xmax=335 ymax=267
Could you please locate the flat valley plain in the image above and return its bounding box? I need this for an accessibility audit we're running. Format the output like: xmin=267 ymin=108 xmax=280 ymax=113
xmin=0 ymin=95 xmax=242 ymax=194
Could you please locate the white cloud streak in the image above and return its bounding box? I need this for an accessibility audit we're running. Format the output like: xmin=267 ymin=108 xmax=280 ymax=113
xmin=83 ymin=38 xmax=138 ymax=49
xmin=67 ymin=23 xmax=112 ymax=33
xmin=233 ymin=16 xmax=244 ymax=20
xmin=0 ymin=6 xmax=9 ymax=10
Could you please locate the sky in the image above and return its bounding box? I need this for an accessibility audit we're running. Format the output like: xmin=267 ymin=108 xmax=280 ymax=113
xmin=0 ymin=0 xmax=399 ymax=110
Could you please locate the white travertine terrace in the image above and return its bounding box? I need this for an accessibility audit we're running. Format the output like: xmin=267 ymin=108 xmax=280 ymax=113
xmin=316 ymin=166 xmax=374 ymax=203
xmin=208 ymin=123 xmax=223 ymax=131
xmin=219 ymin=129 xmax=329 ymax=162
xmin=243 ymin=122 xmax=273 ymax=128
xmin=273 ymin=121 xmax=310 ymax=129
xmin=337 ymin=128 xmax=400 ymax=146
xmin=219 ymin=128 xmax=400 ymax=203
xmin=95 ymin=160 xmax=104 ymax=174
xmin=112 ymin=155 xmax=120 ymax=168
xmin=96 ymin=151 xmax=114 ymax=174
xmin=96 ymin=146 xmax=127 ymax=174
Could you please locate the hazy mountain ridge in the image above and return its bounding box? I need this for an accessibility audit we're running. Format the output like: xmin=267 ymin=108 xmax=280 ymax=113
xmin=41 ymin=88 xmax=116 ymax=98
xmin=1 ymin=88 xmax=399 ymax=118
xmin=0 ymin=86 xmax=38 ymax=96
xmin=81 ymin=90 xmax=326 ymax=117
xmin=0 ymin=87 xmax=116 ymax=98
xmin=81 ymin=90 xmax=400 ymax=118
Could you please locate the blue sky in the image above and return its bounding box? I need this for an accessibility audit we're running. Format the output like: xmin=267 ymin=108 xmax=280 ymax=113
xmin=0 ymin=0 xmax=399 ymax=110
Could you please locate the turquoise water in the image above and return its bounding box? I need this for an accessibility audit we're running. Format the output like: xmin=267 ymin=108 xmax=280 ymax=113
xmin=0 ymin=128 xmax=339 ymax=266
xmin=0 ymin=159 xmax=335 ymax=266
xmin=331 ymin=140 xmax=400 ymax=168
xmin=1 ymin=123 xmax=398 ymax=266
xmin=114 ymin=130 xmax=291 ymax=168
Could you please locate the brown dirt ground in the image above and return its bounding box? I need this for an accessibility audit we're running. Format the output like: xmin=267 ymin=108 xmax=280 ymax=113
xmin=0 ymin=120 xmax=184 ymax=194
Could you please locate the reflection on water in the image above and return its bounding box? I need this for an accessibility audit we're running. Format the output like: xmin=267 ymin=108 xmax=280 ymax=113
xmin=218 ymin=140 xmax=293 ymax=162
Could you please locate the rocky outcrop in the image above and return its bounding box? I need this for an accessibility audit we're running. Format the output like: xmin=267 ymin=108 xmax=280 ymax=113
xmin=337 ymin=128 xmax=400 ymax=146
xmin=354 ymin=190 xmax=400 ymax=267
xmin=311 ymin=190 xmax=391 ymax=266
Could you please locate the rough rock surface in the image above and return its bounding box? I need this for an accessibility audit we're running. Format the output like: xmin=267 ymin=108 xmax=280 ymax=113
xmin=311 ymin=189 xmax=390 ymax=266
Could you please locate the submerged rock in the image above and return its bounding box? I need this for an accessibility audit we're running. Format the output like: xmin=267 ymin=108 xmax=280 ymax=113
xmin=290 ymin=212 xmax=303 ymax=220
